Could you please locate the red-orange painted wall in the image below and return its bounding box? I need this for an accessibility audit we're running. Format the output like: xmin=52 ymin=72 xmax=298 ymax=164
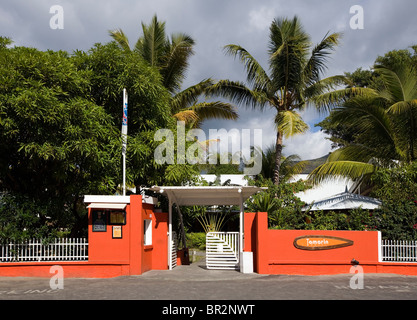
xmin=151 ymin=212 xmax=169 ymax=270
xmin=244 ymin=212 xmax=417 ymax=276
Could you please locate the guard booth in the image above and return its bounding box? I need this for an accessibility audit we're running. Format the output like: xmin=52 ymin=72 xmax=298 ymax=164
xmin=84 ymin=194 xmax=169 ymax=276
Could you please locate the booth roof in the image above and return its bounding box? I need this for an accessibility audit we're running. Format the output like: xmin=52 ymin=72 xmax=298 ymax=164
xmin=149 ymin=186 xmax=266 ymax=206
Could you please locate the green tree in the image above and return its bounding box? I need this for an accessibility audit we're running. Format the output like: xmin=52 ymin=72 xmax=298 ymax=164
xmin=370 ymin=162 xmax=417 ymax=239
xmin=310 ymin=58 xmax=417 ymax=185
xmin=208 ymin=16 xmax=350 ymax=185
xmin=109 ymin=14 xmax=238 ymax=127
xmin=0 ymin=39 xmax=199 ymax=237
xmin=0 ymin=44 xmax=121 ymax=236
xmin=72 ymin=42 xmax=201 ymax=188
xmin=246 ymin=175 xmax=308 ymax=228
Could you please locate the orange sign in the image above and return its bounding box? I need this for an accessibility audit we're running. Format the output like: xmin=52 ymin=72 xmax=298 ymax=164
xmin=293 ymin=235 xmax=354 ymax=250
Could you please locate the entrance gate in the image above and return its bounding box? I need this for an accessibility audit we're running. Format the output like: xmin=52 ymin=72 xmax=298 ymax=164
xmin=148 ymin=186 xmax=265 ymax=271
xmin=206 ymin=232 xmax=240 ymax=270
xmin=171 ymin=231 xmax=178 ymax=269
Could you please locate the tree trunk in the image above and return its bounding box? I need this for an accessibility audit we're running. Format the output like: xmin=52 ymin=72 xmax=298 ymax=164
xmin=273 ymin=130 xmax=283 ymax=185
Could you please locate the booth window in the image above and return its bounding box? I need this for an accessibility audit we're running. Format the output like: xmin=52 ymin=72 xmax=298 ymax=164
xmin=109 ymin=210 xmax=126 ymax=225
xmin=144 ymin=219 xmax=152 ymax=246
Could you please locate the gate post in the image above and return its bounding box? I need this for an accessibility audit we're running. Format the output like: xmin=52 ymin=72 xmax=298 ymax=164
xmin=255 ymin=212 xmax=269 ymax=274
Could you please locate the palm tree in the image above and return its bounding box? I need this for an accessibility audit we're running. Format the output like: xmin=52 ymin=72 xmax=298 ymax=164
xmin=207 ymin=16 xmax=350 ymax=185
xmin=260 ymin=144 xmax=307 ymax=182
xmin=308 ymin=61 xmax=417 ymax=186
xmin=109 ymin=15 xmax=238 ymax=127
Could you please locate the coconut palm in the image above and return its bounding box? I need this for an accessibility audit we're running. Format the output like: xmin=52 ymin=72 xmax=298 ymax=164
xmin=260 ymin=144 xmax=307 ymax=182
xmin=308 ymin=61 xmax=417 ymax=185
xmin=109 ymin=15 xmax=238 ymax=127
xmin=207 ymin=16 xmax=351 ymax=185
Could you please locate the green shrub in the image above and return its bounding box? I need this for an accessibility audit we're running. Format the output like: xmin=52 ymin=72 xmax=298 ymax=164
xmin=186 ymin=232 xmax=206 ymax=250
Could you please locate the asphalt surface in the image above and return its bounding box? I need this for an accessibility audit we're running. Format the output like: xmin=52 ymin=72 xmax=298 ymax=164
xmin=1 ymin=257 xmax=417 ymax=301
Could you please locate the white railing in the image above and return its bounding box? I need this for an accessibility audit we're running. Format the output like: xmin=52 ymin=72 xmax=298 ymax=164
xmin=0 ymin=238 xmax=88 ymax=262
xmin=206 ymin=232 xmax=239 ymax=270
xmin=380 ymin=239 xmax=417 ymax=262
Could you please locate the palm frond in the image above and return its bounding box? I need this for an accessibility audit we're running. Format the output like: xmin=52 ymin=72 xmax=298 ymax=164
xmin=108 ymin=28 xmax=131 ymax=52
xmin=268 ymin=16 xmax=310 ymax=92
xmin=275 ymin=110 xmax=308 ymax=138
xmin=172 ymin=110 xmax=199 ymax=123
xmin=309 ymin=86 xmax=376 ymax=112
xmin=374 ymin=64 xmax=417 ymax=103
xmin=137 ymin=14 xmax=168 ymax=67
xmin=162 ymin=33 xmax=195 ymax=93
xmin=308 ymin=160 xmax=375 ymax=185
xmin=206 ymin=80 xmax=269 ymax=110
xmin=170 ymin=79 xmax=214 ymax=113
xmin=303 ymin=32 xmax=342 ymax=86
xmin=327 ymin=145 xmax=375 ymax=164
xmin=189 ymin=101 xmax=239 ymax=123
xmin=224 ymin=44 xmax=271 ymax=89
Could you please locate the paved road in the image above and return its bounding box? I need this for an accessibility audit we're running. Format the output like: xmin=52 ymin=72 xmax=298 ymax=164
xmin=1 ymin=258 xmax=417 ymax=301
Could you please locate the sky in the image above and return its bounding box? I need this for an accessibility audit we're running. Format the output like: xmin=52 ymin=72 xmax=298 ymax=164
xmin=1 ymin=0 xmax=417 ymax=160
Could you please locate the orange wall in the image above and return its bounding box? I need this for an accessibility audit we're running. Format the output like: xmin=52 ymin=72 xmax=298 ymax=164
xmin=243 ymin=212 xmax=406 ymax=276
xmin=267 ymin=229 xmax=379 ymax=265
xmin=152 ymin=212 xmax=169 ymax=270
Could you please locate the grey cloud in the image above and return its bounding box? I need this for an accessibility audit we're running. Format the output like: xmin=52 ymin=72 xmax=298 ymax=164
xmin=1 ymin=0 xmax=417 ymax=159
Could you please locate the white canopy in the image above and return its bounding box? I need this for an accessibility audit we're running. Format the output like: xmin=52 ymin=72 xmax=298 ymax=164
xmin=149 ymin=186 xmax=265 ymax=206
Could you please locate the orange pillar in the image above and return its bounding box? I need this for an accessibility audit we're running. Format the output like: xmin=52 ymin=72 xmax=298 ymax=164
xmin=129 ymin=195 xmax=143 ymax=275
xmin=255 ymin=212 xmax=269 ymax=274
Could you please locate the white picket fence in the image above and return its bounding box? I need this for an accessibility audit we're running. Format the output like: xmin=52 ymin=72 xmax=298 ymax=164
xmin=380 ymin=239 xmax=417 ymax=262
xmin=0 ymin=238 xmax=88 ymax=262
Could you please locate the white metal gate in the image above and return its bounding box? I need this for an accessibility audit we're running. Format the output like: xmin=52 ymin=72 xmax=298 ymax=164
xmin=206 ymin=232 xmax=240 ymax=270
xmin=171 ymin=231 xmax=178 ymax=269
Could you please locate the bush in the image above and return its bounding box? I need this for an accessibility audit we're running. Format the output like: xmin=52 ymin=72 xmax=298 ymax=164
xmin=370 ymin=163 xmax=417 ymax=240
xmin=186 ymin=232 xmax=206 ymax=250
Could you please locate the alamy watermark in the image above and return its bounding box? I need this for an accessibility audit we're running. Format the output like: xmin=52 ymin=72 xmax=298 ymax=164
xmin=350 ymin=5 xmax=364 ymax=30
xmin=49 ymin=265 xmax=64 ymax=290
xmin=154 ymin=121 xmax=263 ymax=175
xmin=49 ymin=5 xmax=64 ymax=30
xmin=349 ymin=265 xmax=364 ymax=289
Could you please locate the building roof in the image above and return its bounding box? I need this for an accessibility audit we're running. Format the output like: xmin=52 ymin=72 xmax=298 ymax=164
xmin=305 ymin=190 xmax=382 ymax=211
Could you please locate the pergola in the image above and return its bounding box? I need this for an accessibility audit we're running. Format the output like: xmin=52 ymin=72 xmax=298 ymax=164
xmin=149 ymin=186 xmax=265 ymax=270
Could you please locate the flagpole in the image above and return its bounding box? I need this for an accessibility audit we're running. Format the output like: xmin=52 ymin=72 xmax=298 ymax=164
xmin=122 ymin=88 xmax=128 ymax=196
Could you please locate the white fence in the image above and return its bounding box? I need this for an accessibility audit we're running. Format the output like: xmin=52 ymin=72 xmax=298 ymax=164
xmin=206 ymin=232 xmax=240 ymax=270
xmin=0 ymin=238 xmax=88 ymax=262
xmin=380 ymin=239 xmax=417 ymax=262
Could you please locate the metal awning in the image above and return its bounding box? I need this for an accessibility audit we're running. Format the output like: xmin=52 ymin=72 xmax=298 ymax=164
xmin=87 ymin=203 xmax=127 ymax=210
xmin=149 ymin=186 xmax=265 ymax=206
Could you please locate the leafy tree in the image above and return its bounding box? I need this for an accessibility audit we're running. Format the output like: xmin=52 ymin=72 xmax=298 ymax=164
xmin=0 ymin=44 xmax=121 ymax=236
xmin=109 ymin=14 xmax=238 ymax=127
xmin=208 ymin=16 xmax=351 ymax=185
xmin=246 ymin=175 xmax=308 ymax=228
xmin=370 ymin=162 xmax=417 ymax=239
xmin=310 ymin=56 xmax=417 ymax=185
xmin=0 ymin=39 xmax=200 ymax=237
